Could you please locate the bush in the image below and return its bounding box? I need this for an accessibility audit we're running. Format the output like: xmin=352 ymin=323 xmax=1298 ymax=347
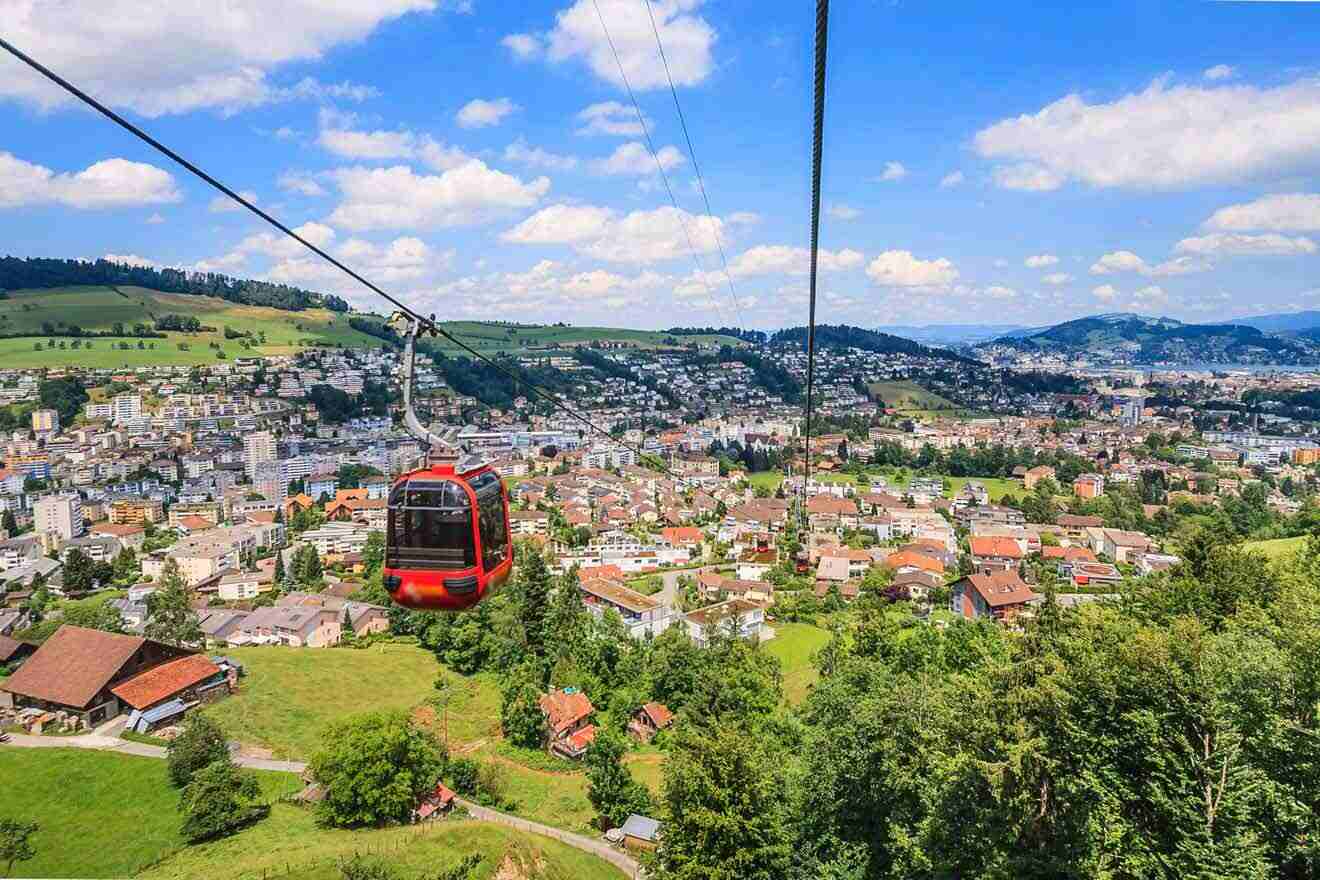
xmin=446 ymin=757 xmax=480 ymax=796
xmin=167 ymin=715 xmax=230 ymax=788
xmin=309 ymin=711 xmax=444 ymax=827
xmin=179 ymin=758 xmax=269 ymax=843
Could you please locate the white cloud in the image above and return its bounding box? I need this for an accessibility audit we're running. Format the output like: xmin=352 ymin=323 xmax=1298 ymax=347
xmin=1090 ymin=250 xmax=1208 ymax=277
xmin=976 ymin=76 xmax=1320 ymax=190
xmin=502 ymin=33 xmax=542 ymax=59
xmin=277 ymin=172 xmax=327 ymax=197
xmin=327 ymin=162 xmax=550 ymax=231
xmin=592 ymin=142 xmax=684 ymax=176
xmin=865 ymin=250 xmax=958 ymax=288
xmin=724 ymin=244 xmax=864 ymax=277
xmin=102 ymin=253 xmax=158 ymax=268
xmin=268 ymin=235 xmax=452 ymax=290
xmin=421 ymin=260 xmax=677 ymax=319
xmin=145 ymin=213 xmax=166 ymax=224
xmin=875 ymin=161 xmax=907 ymax=182
xmin=208 ymin=191 xmax=258 ymax=213
xmin=501 ymin=204 xmax=615 ymax=245
xmin=235 ymin=220 xmax=338 ymax=260
xmin=575 ymin=102 xmax=648 ymax=137
xmin=1204 ymin=64 xmax=1235 ymax=81
xmin=726 ymin=211 xmax=761 ymax=226
xmin=992 ymin=163 xmax=1064 ymax=192
xmin=542 ymin=0 xmax=716 ymax=91
xmin=1092 ymin=284 xmax=1119 ymax=302
xmin=1204 ymin=193 xmax=1320 ymax=232
xmin=0 ymin=152 xmax=180 ymax=209
xmin=1042 ymin=272 xmax=1073 ymax=285
xmin=983 ymin=285 xmax=1017 ymax=299
xmin=503 ymin=203 xmax=724 ymax=264
xmin=1024 ymin=254 xmax=1059 ymax=268
xmin=1174 ymin=232 xmax=1317 ymax=257
xmin=826 ymin=203 xmax=861 ymax=220
xmin=316 ymin=110 xmax=469 ymax=170
xmin=456 ymin=97 xmax=518 ymax=129
xmin=1133 ymin=284 xmax=1166 ymax=302
xmin=939 ymin=170 xmax=965 ymax=189
xmin=503 ymin=139 xmax=580 ymax=171
xmin=0 ymin=1 xmax=435 ymax=116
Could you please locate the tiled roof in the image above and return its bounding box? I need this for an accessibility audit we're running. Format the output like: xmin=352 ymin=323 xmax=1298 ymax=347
xmin=966 ymin=571 xmax=1040 ymax=608
xmin=540 ymin=689 xmax=594 ymax=734
xmin=969 ymin=536 xmax=1024 ymax=558
xmin=111 ymin=653 xmax=220 ymax=710
xmin=641 ymin=701 xmax=673 ymax=728
xmin=1 ymin=625 xmax=145 ymax=708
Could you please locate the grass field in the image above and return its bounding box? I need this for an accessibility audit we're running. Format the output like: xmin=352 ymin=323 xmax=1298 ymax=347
xmin=429 ymin=321 xmax=742 ymax=354
xmin=764 ymin=622 xmax=831 ymax=704
xmin=813 ymin=469 xmax=1021 ymax=503
xmin=1244 ymin=535 xmax=1307 ymax=561
xmin=0 ymin=286 xmax=379 ymax=368
xmin=746 ymin=471 xmax=785 ymax=491
xmin=0 ymin=287 xmax=741 ymax=368
xmin=867 ymin=380 xmax=958 ymax=412
xmin=201 ymin=644 xmax=500 ymax=760
xmin=0 ymin=748 xmax=297 ymax=878
xmin=0 ymin=747 xmax=626 ymax=880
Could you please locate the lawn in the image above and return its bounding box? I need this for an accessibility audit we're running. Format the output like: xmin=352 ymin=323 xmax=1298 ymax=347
xmin=867 ymin=380 xmax=958 ymax=411
xmin=433 ymin=320 xmax=742 ymax=354
xmin=945 ymin=476 xmax=1022 ymax=503
xmin=746 ymin=471 xmax=784 ymax=491
xmin=1244 ymin=535 xmax=1307 ymax=562
xmin=143 ymin=808 xmax=626 ymax=880
xmin=763 ymin=622 xmax=831 ymax=705
xmin=203 ymin=644 xmax=500 ymax=760
xmin=0 ymin=286 xmax=382 ymax=368
xmin=0 ymin=747 xmax=297 ymax=879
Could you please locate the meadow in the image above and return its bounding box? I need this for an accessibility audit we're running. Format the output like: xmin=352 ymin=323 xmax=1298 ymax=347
xmin=763 ymin=621 xmax=831 ymax=704
xmin=0 ymin=748 xmax=626 ymax=880
xmin=1243 ymin=535 xmax=1307 ymax=561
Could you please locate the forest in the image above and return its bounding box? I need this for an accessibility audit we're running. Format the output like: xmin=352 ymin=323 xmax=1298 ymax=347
xmin=371 ymin=526 xmax=1320 ymax=880
xmin=0 ymin=257 xmax=350 ymax=313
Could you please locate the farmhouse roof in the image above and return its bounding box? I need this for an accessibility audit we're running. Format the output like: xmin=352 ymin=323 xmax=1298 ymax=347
xmin=0 ymin=625 xmax=145 ymax=709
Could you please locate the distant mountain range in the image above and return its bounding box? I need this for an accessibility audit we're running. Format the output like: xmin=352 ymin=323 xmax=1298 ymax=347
xmin=873 ymin=323 xmax=1035 ymax=345
xmin=1223 ymin=310 xmax=1320 ymax=334
xmin=977 ymin=313 xmax=1320 ymax=365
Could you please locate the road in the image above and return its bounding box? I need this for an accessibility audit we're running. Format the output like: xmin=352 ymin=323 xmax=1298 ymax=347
xmin=655 ymin=564 xmax=717 ymax=608
xmin=1 ymin=731 xmax=641 ymax=877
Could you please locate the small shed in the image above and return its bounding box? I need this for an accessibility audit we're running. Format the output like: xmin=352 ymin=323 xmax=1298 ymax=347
xmin=620 ymin=814 xmax=661 ymax=852
xmin=414 ymin=782 xmax=456 ymax=821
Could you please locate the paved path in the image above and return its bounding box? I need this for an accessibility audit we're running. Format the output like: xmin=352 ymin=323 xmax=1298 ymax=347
xmin=2 ymin=735 xmax=640 ymax=877
xmin=656 ymin=564 xmax=717 ymax=608
xmin=459 ymin=798 xmax=640 ymax=878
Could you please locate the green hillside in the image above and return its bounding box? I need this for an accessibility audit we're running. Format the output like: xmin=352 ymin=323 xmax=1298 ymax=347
xmin=418 ymin=320 xmax=744 ymax=354
xmin=867 ymin=379 xmax=958 ymax=411
xmin=0 ymin=286 xmax=743 ymax=368
xmin=0 ymin=748 xmax=625 ymax=880
xmin=0 ymin=286 xmax=378 ymax=368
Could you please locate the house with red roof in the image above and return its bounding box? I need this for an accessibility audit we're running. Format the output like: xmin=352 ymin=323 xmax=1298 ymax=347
xmin=0 ymin=625 xmax=199 ymax=728
xmin=539 ymin=688 xmax=596 ymax=759
xmin=950 ymin=571 xmax=1041 ymax=623
xmin=628 ymin=701 xmax=674 ymax=744
xmin=968 ymin=535 xmax=1026 ymax=573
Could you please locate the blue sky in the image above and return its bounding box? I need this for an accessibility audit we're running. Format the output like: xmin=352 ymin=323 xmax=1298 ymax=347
xmin=1 ymin=0 xmax=1319 ymax=329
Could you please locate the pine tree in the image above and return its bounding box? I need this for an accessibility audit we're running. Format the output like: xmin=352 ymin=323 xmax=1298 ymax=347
xmin=518 ymin=548 xmax=552 ymax=659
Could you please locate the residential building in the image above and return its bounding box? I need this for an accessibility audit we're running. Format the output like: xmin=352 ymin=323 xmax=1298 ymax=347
xmin=540 ymin=688 xmax=596 ymax=759
xmin=110 ymin=497 xmax=164 ymax=525
xmin=31 ymin=408 xmax=58 ymax=434
xmin=579 ymin=577 xmax=676 ymax=639
xmin=243 ymin=430 xmax=277 ymax=479
xmin=33 ymin=492 xmax=84 ymax=540
xmin=684 ymin=599 xmax=773 ymax=647
xmin=950 ymin=571 xmax=1041 ymax=623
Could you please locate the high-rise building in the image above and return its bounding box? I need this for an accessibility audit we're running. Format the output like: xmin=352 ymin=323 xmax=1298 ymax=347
xmin=34 ymin=492 xmax=84 ymax=540
xmin=1119 ymin=396 xmax=1145 ymax=427
xmin=31 ymin=409 xmax=59 ymax=434
xmin=112 ymin=394 xmax=143 ymax=426
xmin=243 ymin=431 xmax=277 ymax=479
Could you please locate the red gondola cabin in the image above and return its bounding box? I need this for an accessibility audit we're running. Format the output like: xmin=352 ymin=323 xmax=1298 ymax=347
xmin=385 ymin=461 xmax=513 ymax=611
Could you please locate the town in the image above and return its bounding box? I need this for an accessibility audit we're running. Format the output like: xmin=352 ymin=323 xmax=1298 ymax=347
xmin=3 ymin=327 xmax=1320 ymax=876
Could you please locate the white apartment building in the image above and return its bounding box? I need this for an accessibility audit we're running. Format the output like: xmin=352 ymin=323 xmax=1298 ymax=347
xmin=33 ymin=492 xmax=84 ymax=540
xmin=243 ymin=431 xmax=277 ymax=479
xmin=112 ymin=394 xmax=143 ymax=426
